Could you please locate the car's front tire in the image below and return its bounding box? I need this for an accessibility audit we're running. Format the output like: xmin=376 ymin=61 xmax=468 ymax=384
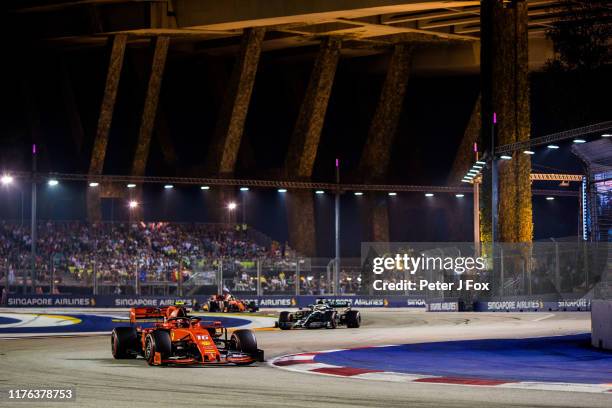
xmin=231 ymin=329 xmax=259 ymax=365
xmin=144 ymin=330 xmax=172 ymax=366
xmin=231 ymin=329 xmax=258 ymax=353
xmin=278 ymin=311 xmax=293 ymax=330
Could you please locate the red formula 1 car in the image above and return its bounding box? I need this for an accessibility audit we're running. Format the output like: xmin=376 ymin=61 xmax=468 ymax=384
xmin=111 ymin=305 xmax=264 ymax=366
xmin=203 ymin=294 xmax=258 ymax=313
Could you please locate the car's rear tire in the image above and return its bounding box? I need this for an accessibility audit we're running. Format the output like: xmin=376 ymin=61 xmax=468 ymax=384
xmin=144 ymin=330 xmax=172 ymax=366
xmin=345 ymin=310 xmax=361 ymax=328
xmin=278 ymin=311 xmax=293 ymax=330
xmin=111 ymin=327 xmax=138 ymax=359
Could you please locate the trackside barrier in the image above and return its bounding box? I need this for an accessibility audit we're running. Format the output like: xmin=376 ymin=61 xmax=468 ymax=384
xmin=3 ymin=295 xmax=427 ymax=309
xmin=425 ymin=299 xmax=462 ymax=312
xmin=425 ymin=299 xmax=592 ymax=312
xmin=3 ymin=295 xmax=591 ymax=311
xmin=473 ymin=299 xmax=591 ymax=312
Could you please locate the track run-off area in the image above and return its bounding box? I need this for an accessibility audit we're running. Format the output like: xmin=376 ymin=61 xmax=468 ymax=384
xmin=0 ymin=308 xmax=610 ymax=408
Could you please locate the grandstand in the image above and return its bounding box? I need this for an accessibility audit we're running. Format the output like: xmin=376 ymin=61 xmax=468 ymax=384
xmin=0 ymin=220 xmax=607 ymax=302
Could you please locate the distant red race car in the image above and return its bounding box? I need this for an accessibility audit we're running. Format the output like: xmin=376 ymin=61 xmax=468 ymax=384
xmin=111 ymin=305 xmax=264 ymax=366
xmin=203 ymin=294 xmax=258 ymax=313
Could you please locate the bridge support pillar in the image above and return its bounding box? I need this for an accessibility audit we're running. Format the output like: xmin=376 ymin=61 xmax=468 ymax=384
xmin=206 ymin=28 xmax=265 ymax=223
xmin=481 ymin=0 xmax=532 ymax=242
xmin=129 ymin=36 xmax=170 ymax=220
xmin=207 ymin=27 xmax=265 ymax=176
xmin=87 ymin=34 xmax=127 ymax=221
xmin=359 ymin=44 xmax=412 ymax=243
xmin=285 ymin=37 xmax=341 ymax=256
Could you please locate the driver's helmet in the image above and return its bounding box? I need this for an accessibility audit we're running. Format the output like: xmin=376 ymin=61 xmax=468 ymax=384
xmin=313 ymin=303 xmax=328 ymax=312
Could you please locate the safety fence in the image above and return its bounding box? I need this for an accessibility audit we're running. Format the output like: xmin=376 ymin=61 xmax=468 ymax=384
xmin=2 ymin=242 xmax=610 ymax=301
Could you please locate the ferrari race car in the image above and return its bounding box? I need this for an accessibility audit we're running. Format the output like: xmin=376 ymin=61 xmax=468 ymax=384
xmin=111 ymin=305 xmax=264 ymax=366
xmin=202 ymin=294 xmax=258 ymax=313
xmin=277 ymin=299 xmax=361 ymax=330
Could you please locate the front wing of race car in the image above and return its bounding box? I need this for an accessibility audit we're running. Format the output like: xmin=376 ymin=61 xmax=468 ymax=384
xmin=151 ymin=349 xmax=265 ymax=366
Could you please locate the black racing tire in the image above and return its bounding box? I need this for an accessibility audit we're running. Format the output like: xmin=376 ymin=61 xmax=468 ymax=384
xmin=345 ymin=310 xmax=361 ymax=328
xmin=144 ymin=330 xmax=172 ymax=366
xmin=111 ymin=327 xmax=138 ymax=359
xmin=278 ymin=311 xmax=293 ymax=330
xmin=231 ymin=329 xmax=258 ymax=354
xmin=208 ymin=301 xmax=219 ymax=313
xmin=324 ymin=311 xmax=337 ymax=329
xmin=231 ymin=329 xmax=258 ymax=365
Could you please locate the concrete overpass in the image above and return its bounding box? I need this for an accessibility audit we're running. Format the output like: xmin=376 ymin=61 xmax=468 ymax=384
xmin=13 ymin=0 xmax=562 ymax=72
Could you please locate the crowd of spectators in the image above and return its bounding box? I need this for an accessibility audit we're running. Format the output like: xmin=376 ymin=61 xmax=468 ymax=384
xmin=0 ymin=221 xmax=293 ymax=289
xmin=0 ymin=220 xmax=372 ymax=295
xmin=4 ymin=222 xmax=594 ymax=296
xmin=226 ymin=266 xmax=366 ymax=295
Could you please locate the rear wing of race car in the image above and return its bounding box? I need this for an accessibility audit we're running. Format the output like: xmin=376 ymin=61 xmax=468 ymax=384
xmin=316 ymin=299 xmax=351 ymax=308
xmin=328 ymin=300 xmax=351 ymax=308
xmin=129 ymin=307 xmax=165 ymax=323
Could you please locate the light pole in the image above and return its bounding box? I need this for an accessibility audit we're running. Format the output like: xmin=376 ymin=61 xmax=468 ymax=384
xmin=334 ymin=158 xmax=340 ymax=295
xmin=31 ymin=144 xmax=37 ymax=293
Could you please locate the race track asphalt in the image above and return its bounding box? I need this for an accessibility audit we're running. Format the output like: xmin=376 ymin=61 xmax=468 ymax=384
xmin=0 ymin=309 xmax=608 ymax=408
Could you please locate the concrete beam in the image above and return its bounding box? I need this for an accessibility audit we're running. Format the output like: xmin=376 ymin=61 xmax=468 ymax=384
xmin=89 ymin=34 xmax=127 ymax=176
xmin=179 ymin=1 xmax=479 ymax=29
xmin=285 ymin=37 xmax=341 ymax=179
xmin=285 ymin=37 xmax=341 ymax=256
xmin=87 ymin=34 xmax=127 ymax=221
xmin=362 ymin=195 xmax=391 ymax=242
xmin=206 ymin=27 xmax=266 ymax=176
xmin=131 ymin=36 xmax=170 ymax=177
xmin=204 ymin=28 xmax=265 ymax=225
xmin=130 ymin=47 xmax=177 ymax=169
xmin=360 ymin=44 xmax=412 ymax=182
xmin=128 ymin=36 xmax=169 ymax=220
xmin=359 ymin=44 xmax=412 ymax=243
xmin=286 ymin=190 xmax=317 ymax=257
